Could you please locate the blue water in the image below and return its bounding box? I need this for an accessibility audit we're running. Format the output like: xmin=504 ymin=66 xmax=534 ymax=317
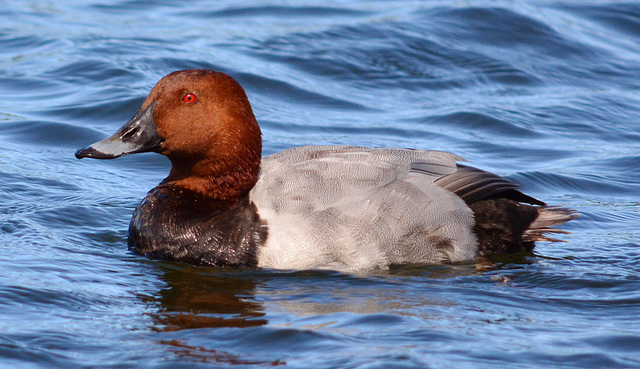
xmin=1 ymin=1 xmax=639 ymax=368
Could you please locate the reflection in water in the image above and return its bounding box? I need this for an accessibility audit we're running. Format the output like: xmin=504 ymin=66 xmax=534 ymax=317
xmin=145 ymin=262 xmax=494 ymax=328
xmin=251 ymin=265 xmax=483 ymax=322
xmin=145 ymin=264 xmax=268 ymax=331
xmin=157 ymin=339 xmax=285 ymax=367
xmin=142 ymin=264 xmax=285 ymax=365
xmin=140 ymin=261 xmax=529 ymax=365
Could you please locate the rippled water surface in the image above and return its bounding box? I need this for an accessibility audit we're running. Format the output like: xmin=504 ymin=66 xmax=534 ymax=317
xmin=1 ymin=1 xmax=639 ymax=368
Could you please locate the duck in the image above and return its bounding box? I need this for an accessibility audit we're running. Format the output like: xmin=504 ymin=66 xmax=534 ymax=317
xmin=76 ymin=69 xmax=577 ymax=272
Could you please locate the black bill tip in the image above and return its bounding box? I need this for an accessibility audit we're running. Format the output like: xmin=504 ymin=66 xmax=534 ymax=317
xmin=74 ymin=101 xmax=161 ymax=161
xmin=75 ymin=146 xmax=123 ymax=160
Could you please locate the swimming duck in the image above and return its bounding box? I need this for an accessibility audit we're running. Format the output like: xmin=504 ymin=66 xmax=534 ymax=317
xmin=76 ymin=69 xmax=577 ymax=272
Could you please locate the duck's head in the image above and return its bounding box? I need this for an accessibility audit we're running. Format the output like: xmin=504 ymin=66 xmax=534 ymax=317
xmin=76 ymin=70 xmax=262 ymax=200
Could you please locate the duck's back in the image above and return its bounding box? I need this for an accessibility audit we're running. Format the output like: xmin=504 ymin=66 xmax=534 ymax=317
xmin=251 ymin=146 xmax=480 ymax=271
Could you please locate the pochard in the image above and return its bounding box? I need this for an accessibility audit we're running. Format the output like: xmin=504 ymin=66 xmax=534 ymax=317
xmin=76 ymin=69 xmax=577 ymax=272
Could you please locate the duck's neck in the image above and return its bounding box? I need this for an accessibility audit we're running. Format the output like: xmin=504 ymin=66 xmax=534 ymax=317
xmin=162 ymin=153 xmax=261 ymax=202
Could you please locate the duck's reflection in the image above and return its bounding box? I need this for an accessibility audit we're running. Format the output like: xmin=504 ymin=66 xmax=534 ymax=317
xmin=144 ymin=260 xmax=515 ymax=332
xmin=141 ymin=261 xmax=517 ymax=364
xmin=146 ymin=264 xmax=268 ymax=332
xmin=145 ymin=257 xmax=528 ymax=332
xmin=142 ymin=264 xmax=289 ymax=365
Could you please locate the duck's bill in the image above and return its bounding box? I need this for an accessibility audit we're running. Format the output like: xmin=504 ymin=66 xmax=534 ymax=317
xmin=75 ymin=101 xmax=162 ymax=160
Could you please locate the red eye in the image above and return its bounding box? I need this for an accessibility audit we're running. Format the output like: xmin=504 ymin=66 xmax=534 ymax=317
xmin=182 ymin=93 xmax=197 ymax=104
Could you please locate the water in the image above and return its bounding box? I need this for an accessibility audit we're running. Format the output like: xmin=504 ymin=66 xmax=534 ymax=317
xmin=1 ymin=0 xmax=639 ymax=368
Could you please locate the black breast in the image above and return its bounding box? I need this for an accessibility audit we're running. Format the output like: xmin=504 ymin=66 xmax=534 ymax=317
xmin=128 ymin=186 xmax=267 ymax=267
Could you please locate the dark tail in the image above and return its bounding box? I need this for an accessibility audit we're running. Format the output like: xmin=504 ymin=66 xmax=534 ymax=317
xmin=523 ymin=206 xmax=579 ymax=243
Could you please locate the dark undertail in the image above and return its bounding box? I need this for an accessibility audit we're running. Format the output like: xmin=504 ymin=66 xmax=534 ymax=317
xmin=469 ymin=198 xmax=538 ymax=255
xmin=435 ymin=164 xmax=577 ymax=256
xmin=470 ymin=200 xmax=578 ymax=256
